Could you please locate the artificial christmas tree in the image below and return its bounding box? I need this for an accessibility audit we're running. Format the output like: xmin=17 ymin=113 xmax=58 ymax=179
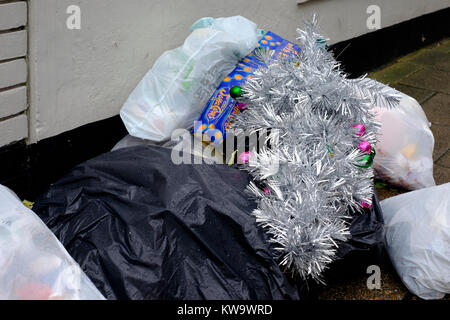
xmin=231 ymin=16 xmax=402 ymax=282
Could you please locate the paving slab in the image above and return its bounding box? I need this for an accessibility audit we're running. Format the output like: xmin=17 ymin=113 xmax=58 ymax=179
xmin=434 ymin=164 xmax=450 ymax=186
xmin=400 ymin=68 xmax=450 ymax=94
xmin=390 ymin=83 xmax=435 ymax=104
xmin=436 ymin=150 xmax=450 ymax=168
xmin=434 ymin=39 xmax=450 ymax=53
xmin=318 ymin=269 xmax=407 ymax=300
xmin=369 ymin=61 xmax=423 ymax=85
xmin=397 ymin=47 xmax=429 ymax=63
xmin=421 ymin=93 xmax=450 ymax=125
xmin=402 ymin=50 xmax=450 ymax=72
xmin=430 ymin=124 xmax=450 ymax=161
xmin=376 ymin=183 xmax=406 ymax=201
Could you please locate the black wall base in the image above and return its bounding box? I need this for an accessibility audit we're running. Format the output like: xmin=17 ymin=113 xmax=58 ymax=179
xmin=0 ymin=7 xmax=449 ymax=200
xmin=0 ymin=116 xmax=127 ymax=200
xmin=331 ymin=6 xmax=450 ymax=76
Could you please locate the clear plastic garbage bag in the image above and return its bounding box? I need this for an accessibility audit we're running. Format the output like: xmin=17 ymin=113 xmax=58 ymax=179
xmin=0 ymin=185 xmax=105 ymax=300
xmin=381 ymin=183 xmax=450 ymax=300
xmin=371 ymin=91 xmax=435 ymax=190
xmin=120 ymin=16 xmax=258 ymax=142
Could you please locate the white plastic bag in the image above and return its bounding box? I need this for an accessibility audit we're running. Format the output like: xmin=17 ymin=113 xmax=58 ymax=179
xmin=381 ymin=183 xmax=450 ymax=299
xmin=0 ymin=185 xmax=105 ymax=300
xmin=371 ymin=91 xmax=435 ymax=190
xmin=120 ymin=16 xmax=258 ymax=142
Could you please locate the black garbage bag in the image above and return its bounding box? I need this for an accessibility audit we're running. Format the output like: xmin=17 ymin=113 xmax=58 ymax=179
xmin=338 ymin=189 xmax=384 ymax=258
xmin=33 ymin=145 xmax=300 ymax=300
xmin=33 ymin=145 xmax=385 ymax=300
xmin=321 ymin=189 xmax=385 ymax=284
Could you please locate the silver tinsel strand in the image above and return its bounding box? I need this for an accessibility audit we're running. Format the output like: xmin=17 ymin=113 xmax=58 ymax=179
xmin=231 ymin=15 xmax=401 ymax=283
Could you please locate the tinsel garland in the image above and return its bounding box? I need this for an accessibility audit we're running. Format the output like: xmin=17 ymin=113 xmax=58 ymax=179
xmin=231 ymin=16 xmax=401 ymax=282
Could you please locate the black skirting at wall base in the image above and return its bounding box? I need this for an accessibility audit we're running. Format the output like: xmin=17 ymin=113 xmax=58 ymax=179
xmin=0 ymin=7 xmax=449 ymax=200
xmin=330 ymin=6 xmax=450 ymax=76
xmin=0 ymin=115 xmax=127 ymax=200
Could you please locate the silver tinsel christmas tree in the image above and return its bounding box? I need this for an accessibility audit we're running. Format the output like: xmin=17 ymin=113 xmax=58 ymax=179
xmin=231 ymin=16 xmax=401 ymax=283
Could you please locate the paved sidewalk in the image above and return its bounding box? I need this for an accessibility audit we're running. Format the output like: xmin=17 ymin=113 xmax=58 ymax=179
xmin=318 ymin=38 xmax=450 ymax=300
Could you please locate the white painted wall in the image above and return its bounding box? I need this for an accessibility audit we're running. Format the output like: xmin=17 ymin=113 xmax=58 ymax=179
xmin=0 ymin=1 xmax=28 ymax=148
xmin=28 ymin=0 xmax=450 ymax=143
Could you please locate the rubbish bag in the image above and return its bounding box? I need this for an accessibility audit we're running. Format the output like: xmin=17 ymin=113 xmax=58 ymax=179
xmin=33 ymin=145 xmax=385 ymax=299
xmin=0 ymin=185 xmax=105 ymax=300
xmin=336 ymin=189 xmax=384 ymax=258
xmin=33 ymin=145 xmax=300 ymax=300
xmin=371 ymin=91 xmax=435 ymax=190
xmin=120 ymin=16 xmax=258 ymax=142
xmin=381 ymin=183 xmax=450 ymax=299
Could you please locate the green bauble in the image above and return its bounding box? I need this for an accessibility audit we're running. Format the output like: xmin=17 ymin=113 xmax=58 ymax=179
xmin=356 ymin=149 xmax=376 ymax=168
xmin=230 ymin=86 xmax=243 ymax=99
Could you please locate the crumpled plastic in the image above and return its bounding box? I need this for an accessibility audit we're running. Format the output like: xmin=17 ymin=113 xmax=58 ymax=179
xmin=33 ymin=145 xmax=300 ymax=300
xmin=33 ymin=145 xmax=386 ymax=299
xmin=381 ymin=183 xmax=450 ymax=300
xmin=0 ymin=185 xmax=105 ymax=300
xmin=371 ymin=91 xmax=436 ymax=190
xmin=120 ymin=16 xmax=259 ymax=142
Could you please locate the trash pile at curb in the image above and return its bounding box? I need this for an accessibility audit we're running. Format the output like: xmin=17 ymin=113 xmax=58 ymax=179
xmin=1 ymin=15 xmax=447 ymax=300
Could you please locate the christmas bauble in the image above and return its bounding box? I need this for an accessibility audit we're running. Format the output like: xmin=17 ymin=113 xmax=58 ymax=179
xmin=237 ymin=102 xmax=248 ymax=111
xmin=358 ymin=140 xmax=372 ymax=154
xmin=356 ymin=149 xmax=376 ymax=168
xmin=230 ymin=86 xmax=243 ymax=99
xmin=353 ymin=123 xmax=366 ymax=137
xmin=360 ymin=200 xmax=372 ymax=209
xmin=238 ymin=151 xmax=252 ymax=164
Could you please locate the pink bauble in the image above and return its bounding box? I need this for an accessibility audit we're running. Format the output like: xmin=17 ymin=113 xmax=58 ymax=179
xmin=237 ymin=103 xmax=248 ymax=111
xmin=238 ymin=152 xmax=252 ymax=164
xmin=358 ymin=140 xmax=372 ymax=154
xmin=264 ymin=187 xmax=271 ymax=195
xmin=360 ymin=200 xmax=372 ymax=209
xmin=353 ymin=123 xmax=366 ymax=137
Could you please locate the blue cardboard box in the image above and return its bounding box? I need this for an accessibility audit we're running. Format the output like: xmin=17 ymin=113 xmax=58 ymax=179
xmin=195 ymin=31 xmax=300 ymax=145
